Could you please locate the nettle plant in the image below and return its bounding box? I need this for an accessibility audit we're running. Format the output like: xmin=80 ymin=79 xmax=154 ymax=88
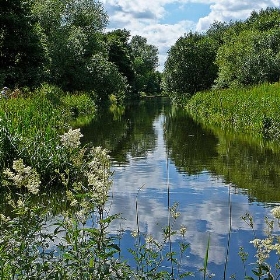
xmin=0 ymin=128 xmax=128 ymax=279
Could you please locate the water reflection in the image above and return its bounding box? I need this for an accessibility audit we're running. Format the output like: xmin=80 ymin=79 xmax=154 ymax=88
xmin=81 ymin=98 xmax=280 ymax=278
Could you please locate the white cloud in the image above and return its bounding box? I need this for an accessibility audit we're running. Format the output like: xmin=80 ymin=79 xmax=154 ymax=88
xmin=100 ymin=0 xmax=280 ymax=70
xmin=197 ymin=0 xmax=280 ymax=31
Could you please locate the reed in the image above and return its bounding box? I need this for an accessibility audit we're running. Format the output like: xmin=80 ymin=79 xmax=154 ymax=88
xmin=186 ymin=82 xmax=280 ymax=142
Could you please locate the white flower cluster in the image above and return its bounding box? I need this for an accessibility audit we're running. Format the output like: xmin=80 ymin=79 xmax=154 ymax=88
xmin=3 ymin=159 xmax=41 ymax=194
xmin=271 ymin=206 xmax=280 ymax=219
xmin=250 ymin=238 xmax=276 ymax=264
xmin=249 ymin=206 xmax=280 ymax=265
xmin=60 ymin=128 xmax=83 ymax=149
xmin=86 ymin=147 xmax=112 ymax=206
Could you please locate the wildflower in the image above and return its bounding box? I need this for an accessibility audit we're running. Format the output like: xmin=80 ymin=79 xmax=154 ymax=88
xmin=145 ymin=235 xmax=154 ymax=244
xmin=131 ymin=230 xmax=138 ymax=238
xmin=70 ymin=199 xmax=78 ymax=207
xmin=17 ymin=199 xmax=24 ymax=208
xmin=250 ymin=239 xmax=261 ymax=247
xmin=172 ymin=212 xmax=180 ymax=219
xmin=76 ymin=209 xmax=87 ymax=224
xmin=3 ymin=159 xmax=40 ymax=194
xmin=271 ymin=206 xmax=280 ymax=219
xmin=180 ymin=225 xmax=187 ymax=237
xmin=60 ymin=128 xmax=83 ymax=149
xmin=0 ymin=214 xmax=10 ymax=223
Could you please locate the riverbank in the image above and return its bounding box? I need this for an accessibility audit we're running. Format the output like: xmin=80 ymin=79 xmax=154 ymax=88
xmin=0 ymin=84 xmax=96 ymax=184
xmin=185 ymin=82 xmax=280 ymax=143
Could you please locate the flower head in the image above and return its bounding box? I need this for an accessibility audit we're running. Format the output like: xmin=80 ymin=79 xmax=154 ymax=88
xmin=271 ymin=206 xmax=280 ymax=219
xmin=60 ymin=128 xmax=83 ymax=149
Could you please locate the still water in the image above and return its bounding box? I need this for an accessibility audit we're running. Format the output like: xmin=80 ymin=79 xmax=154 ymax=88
xmin=81 ymin=97 xmax=280 ymax=279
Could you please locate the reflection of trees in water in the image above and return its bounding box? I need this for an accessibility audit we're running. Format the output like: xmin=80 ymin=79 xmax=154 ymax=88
xmin=81 ymin=98 xmax=168 ymax=163
xmin=210 ymin=132 xmax=280 ymax=203
xmin=164 ymin=107 xmax=280 ymax=203
xmin=164 ymin=107 xmax=219 ymax=175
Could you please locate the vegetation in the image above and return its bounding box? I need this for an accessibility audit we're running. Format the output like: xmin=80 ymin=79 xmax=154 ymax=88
xmin=0 ymin=0 xmax=161 ymax=102
xmin=162 ymin=8 xmax=280 ymax=99
xmin=186 ymin=82 xmax=280 ymax=141
xmin=0 ymin=84 xmax=96 ymax=184
xmin=2 ymin=0 xmax=280 ymax=278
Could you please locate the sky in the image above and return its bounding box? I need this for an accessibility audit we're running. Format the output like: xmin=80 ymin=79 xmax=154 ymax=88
xmin=100 ymin=0 xmax=280 ymax=71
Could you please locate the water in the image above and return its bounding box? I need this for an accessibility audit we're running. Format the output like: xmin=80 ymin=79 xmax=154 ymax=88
xmin=81 ymin=97 xmax=280 ymax=279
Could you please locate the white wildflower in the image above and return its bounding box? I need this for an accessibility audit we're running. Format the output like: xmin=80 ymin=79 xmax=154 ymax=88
xmin=17 ymin=199 xmax=24 ymax=208
xmin=131 ymin=230 xmax=138 ymax=238
xmin=4 ymin=159 xmax=40 ymax=194
xmin=145 ymin=235 xmax=154 ymax=244
xmin=250 ymin=239 xmax=261 ymax=247
xmin=70 ymin=199 xmax=78 ymax=207
xmin=12 ymin=158 xmax=25 ymax=173
xmin=271 ymin=206 xmax=280 ymax=219
xmin=180 ymin=226 xmax=187 ymax=237
xmin=60 ymin=128 xmax=83 ymax=149
xmin=0 ymin=214 xmax=10 ymax=223
xmin=76 ymin=209 xmax=87 ymax=224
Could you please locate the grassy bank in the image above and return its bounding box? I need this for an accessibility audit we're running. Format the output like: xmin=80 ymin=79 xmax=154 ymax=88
xmin=186 ymin=82 xmax=280 ymax=142
xmin=0 ymin=84 xmax=96 ymax=185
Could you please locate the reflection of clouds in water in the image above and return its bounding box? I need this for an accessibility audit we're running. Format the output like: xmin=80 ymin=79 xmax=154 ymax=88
xmin=107 ymin=114 xmax=273 ymax=269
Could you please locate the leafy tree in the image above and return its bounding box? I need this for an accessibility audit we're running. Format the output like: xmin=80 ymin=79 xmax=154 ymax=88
xmin=0 ymin=0 xmax=45 ymax=88
xmin=215 ymin=29 xmax=280 ymax=88
xmin=162 ymin=32 xmax=218 ymax=96
xmin=86 ymin=53 xmax=128 ymax=102
xmin=215 ymin=8 xmax=280 ymax=88
xmin=106 ymin=29 xmax=135 ymax=91
xmin=129 ymin=35 xmax=160 ymax=95
xmin=31 ymin=0 xmax=128 ymax=100
xmin=246 ymin=7 xmax=280 ymax=32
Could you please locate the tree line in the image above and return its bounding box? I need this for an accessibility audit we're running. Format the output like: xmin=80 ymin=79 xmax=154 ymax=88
xmin=162 ymin=7 xmax=280 ymax=98
xmin=0 ymin=0 xmax=161 ymax=102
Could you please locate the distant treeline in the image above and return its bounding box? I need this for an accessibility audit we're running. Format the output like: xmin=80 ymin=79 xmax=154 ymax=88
xmin=162 ymin=8 xmax=280 ymax=98
xmin=0 ymin=0 xmax=161 ymax=102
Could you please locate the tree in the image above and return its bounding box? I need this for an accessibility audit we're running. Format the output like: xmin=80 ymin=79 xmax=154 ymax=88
xmin=215 ymin=29 xmax=280 ymax=88
xmin=214 ymin=8 xmax=280 ymax=88
xmin=246 ymin=7 xmax=280 ymax=32
xmin=106 ymin=29 xmax=135 ymax=92
xmin=32 ymin=0 xmax=128 ymax=97
xmin=129 ymin=35 xmax=160 ymax=95
xmin=0 ymin=0 xmax=45 ymax=88
xmin=162 ymin=32 xmax=218 ymax=96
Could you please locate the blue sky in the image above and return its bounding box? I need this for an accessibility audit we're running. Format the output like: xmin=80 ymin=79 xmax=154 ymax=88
xmin=100 ymin=0 xmax=280 ymax=70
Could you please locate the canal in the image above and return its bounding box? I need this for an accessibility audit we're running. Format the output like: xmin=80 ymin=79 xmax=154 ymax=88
xmin=81 ymin=97 xmax=280 ymax=278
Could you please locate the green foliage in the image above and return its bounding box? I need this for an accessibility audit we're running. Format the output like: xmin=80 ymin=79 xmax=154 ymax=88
xmin=0 ymin=0 xmax=46 ymax=88
xmin=215 ymin=29 xmax=280 ymax=88
xmin=86 ymin=53 xmax=128 ymax=102
xmin=32 ymin=0 xmax=110 ymax=92
xmin=214 ymin=8 xmax=280 ymax=88
xmin=162 ymin=32 xmax=218 ymax=97
xmin=0 ymin=84 xmax=96 ymax=184
xmin=0 ymin=146 xmax=130 ymax=279
xmin=106 ymin=29 xmax=135 ymax=92
xmin=163 ymin=8 xmax=280 ymax=100
xmin=61 ymin=92 xmax=96 ymax=118
xmin=130 ymin=35 xmax=160 ymax=96
xmin=186 ymin=83 xmax=280 ymax=141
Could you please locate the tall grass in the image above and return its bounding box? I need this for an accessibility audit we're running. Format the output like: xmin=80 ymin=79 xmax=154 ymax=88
xmin=186 ymin=83 xmax=280 ymax=141
xmin=0 ymin=84 xmax=96 ymax=184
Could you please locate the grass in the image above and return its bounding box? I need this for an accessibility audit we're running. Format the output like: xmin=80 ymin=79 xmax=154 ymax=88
xmin=0 ymin=84 xmax=96 ymax=185
xmin=186 ymin=82 xmax=280 ymax=142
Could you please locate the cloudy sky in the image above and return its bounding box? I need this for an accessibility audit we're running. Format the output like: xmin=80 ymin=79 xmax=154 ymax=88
xmin=100 ymin=0 xmax=280 ymax=71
